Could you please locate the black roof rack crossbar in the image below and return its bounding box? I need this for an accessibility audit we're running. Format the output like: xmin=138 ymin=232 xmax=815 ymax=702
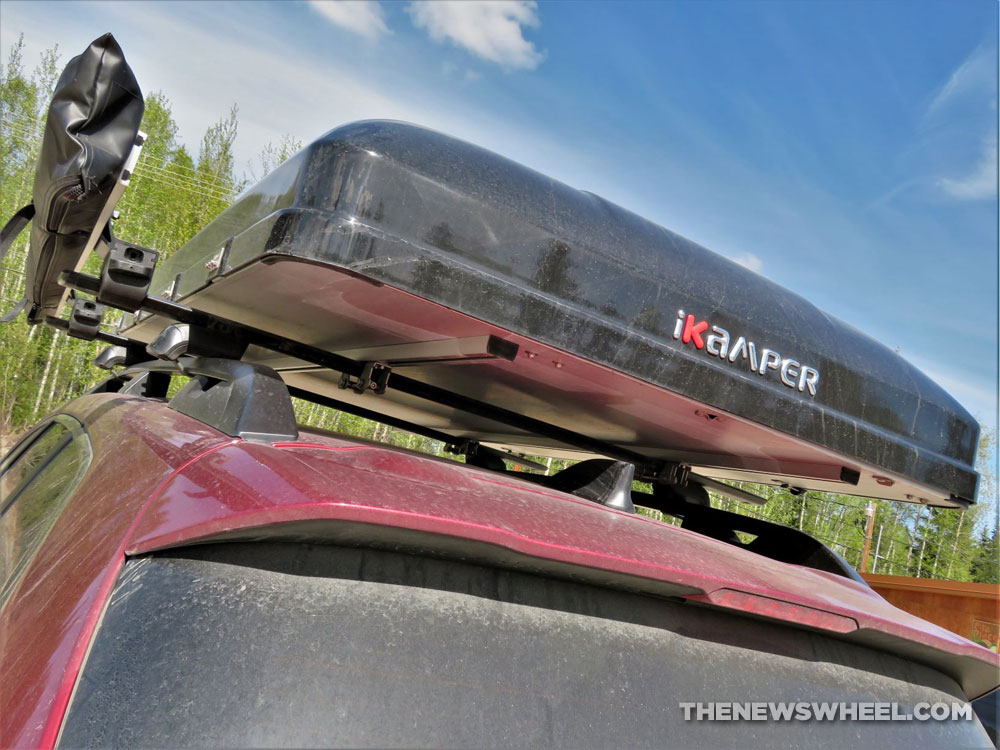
xmin=58 ymin=270 xmax=651 ymax=469
xmin=46 ymin=315 xmax=132 ymax=348
xmin=286 ymin=386 xmax=545 ymax=472
xmin=633 ymin=487 xmax=864 ymax=582
xmin=47 ymin=315 xmax=150 ymax=366
xmin=285 ymin=384 xmax=458 ymax=446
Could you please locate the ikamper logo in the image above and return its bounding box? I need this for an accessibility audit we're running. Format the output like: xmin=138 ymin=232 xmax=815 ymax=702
xmin=673 ymin=310 xmax=820 ymax=397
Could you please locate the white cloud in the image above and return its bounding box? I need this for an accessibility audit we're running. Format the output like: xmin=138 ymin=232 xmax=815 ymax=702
xmin=938 ymin=134 xmax=998 ymax=200
xmin=927 ymin=43 xmax=996 ymax=114
xmin=0 ymin=0 xmax=591 ymax=195
xmin=1 ymin=0 xmax=429 ymax=170
xmin=407 ymin=1 xmax=543 ymax=70
xmin=727 ymin=252 xmax=764 ymax=273
xmin=308 ymin=0 xmax=388 ymax=40
xmin=918 ymin=42 xmax=998 ymax=202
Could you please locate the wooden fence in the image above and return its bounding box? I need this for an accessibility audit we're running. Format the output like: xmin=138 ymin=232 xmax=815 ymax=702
xmin=862 ymin=573 xmax=999 ymax=651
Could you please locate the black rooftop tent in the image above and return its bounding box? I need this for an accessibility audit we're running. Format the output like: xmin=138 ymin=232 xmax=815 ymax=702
xmin=110 ymin=120 xmax=978 ymax=508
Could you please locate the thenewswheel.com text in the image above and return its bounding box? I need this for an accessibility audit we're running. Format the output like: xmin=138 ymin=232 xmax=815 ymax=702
xmin=678 ymin=702 xmax=974 ymax=722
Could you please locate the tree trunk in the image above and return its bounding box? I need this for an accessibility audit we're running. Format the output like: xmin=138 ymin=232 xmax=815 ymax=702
xmin=871 ymin=523 xmax=885 ymax=574
xmin=916 ymin=537 xmax=927 ymax=578
xmin=882 ymin=507 xmax=901 ymax=575
xmin=946 ymin=511 xmax=965 ymax=579
xmin=31 ymin=332 xmax=58 ymax=419
xmin=829 ymin=506 xmax=848 ymax=548
xmin=44 ymin=349 xmax=63 ymax=411
xmin=906 ymin=506 xmax=926 ymax=575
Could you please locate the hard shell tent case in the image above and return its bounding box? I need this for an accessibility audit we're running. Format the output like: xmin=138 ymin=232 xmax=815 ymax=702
xmin=106 ymin=121 xmax=977 ymax=508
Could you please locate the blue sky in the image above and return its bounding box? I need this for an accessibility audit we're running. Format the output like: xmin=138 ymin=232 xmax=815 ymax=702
xmin=2 ymin=0 xmax=998 ymax=480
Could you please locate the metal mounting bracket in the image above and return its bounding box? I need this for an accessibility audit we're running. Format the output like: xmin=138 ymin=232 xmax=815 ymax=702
xmin=339 ymin=360 xmax=391 ymax=395
xmin=446 ymin=439 xmax=548 ymax=473
xmin=97 ymin=237 xmax=159 ymax=311
xmin=67 ymin=298 xmax=104 ymax=340
xmin=649 ymin=461 xmax=691 ymax=487
xmin=93 ymin=345 xmax=128 ymax=370
xmin=147 ymin=323 xmax=248 ymax=361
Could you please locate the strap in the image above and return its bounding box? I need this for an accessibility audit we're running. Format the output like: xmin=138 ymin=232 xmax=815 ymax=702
xmin=0 ymin=204 xmax=34 ymax=322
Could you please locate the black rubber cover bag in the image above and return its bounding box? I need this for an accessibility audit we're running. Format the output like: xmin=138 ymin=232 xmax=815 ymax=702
xmin=26 ymin=33 xmax=143 ymax=323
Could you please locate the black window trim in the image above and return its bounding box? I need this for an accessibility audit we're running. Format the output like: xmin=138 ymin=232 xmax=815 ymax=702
xmin=1 ymin=415 xmax=89 ymax=516
xmin=2 ymin=422 xmax=68 ymax=515
xmin=0 ymin=414 xmax=93 ymax=604
xmin=0 ymin=419 xmax=51 ymax=477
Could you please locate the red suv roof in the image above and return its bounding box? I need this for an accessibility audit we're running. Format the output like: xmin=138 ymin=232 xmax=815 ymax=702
xmin=3 ymin=393 xmax=997 ymax=749
xmin=124 ymin=410 xmax=998 ymax=699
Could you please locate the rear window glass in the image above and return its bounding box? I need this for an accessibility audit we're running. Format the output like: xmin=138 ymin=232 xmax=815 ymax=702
xmin=0 ymin=417 xmax=92 ymax=602
xmin=61 ymin=542 xmax=978 ymax=749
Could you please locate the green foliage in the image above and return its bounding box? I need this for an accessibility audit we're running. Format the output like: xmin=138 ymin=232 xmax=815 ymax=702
xmin=969 ymin=525 xmax=998 ymax=583
xmin=0 ymin=39 xmax=298 ymax=443
xmin=250 ymin=133 xmax=303 ymax=182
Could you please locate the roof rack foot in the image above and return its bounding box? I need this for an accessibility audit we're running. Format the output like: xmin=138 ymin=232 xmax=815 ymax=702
xmin=550 ymin=459 xmax=637 ymax=513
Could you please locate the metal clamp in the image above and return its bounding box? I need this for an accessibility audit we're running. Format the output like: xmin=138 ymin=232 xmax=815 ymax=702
xmin=339 ymin=361 xmax=391 ymax=395
xmin=649 ymin=461 xmax=691 ymax=487
xmin=446 ymin=439 xmax=548 ymax=473
xmin=67 ymin=298 xmax=104 ymax=340
xmin=97 ymin=238 xmax=159 ymax=311
xmin=147 ymin=324 xmax=191 ymax=361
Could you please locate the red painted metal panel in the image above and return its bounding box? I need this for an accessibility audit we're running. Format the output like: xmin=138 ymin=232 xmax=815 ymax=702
xmin=0 ymin=395 xmax=232 ymax=749
xmin=126 ymin=436 xmax=997 ymax=676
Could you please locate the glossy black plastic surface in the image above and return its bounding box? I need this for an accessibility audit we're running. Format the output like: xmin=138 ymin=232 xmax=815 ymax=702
xmin=145 ymin=121 xmax=979 ymax=503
